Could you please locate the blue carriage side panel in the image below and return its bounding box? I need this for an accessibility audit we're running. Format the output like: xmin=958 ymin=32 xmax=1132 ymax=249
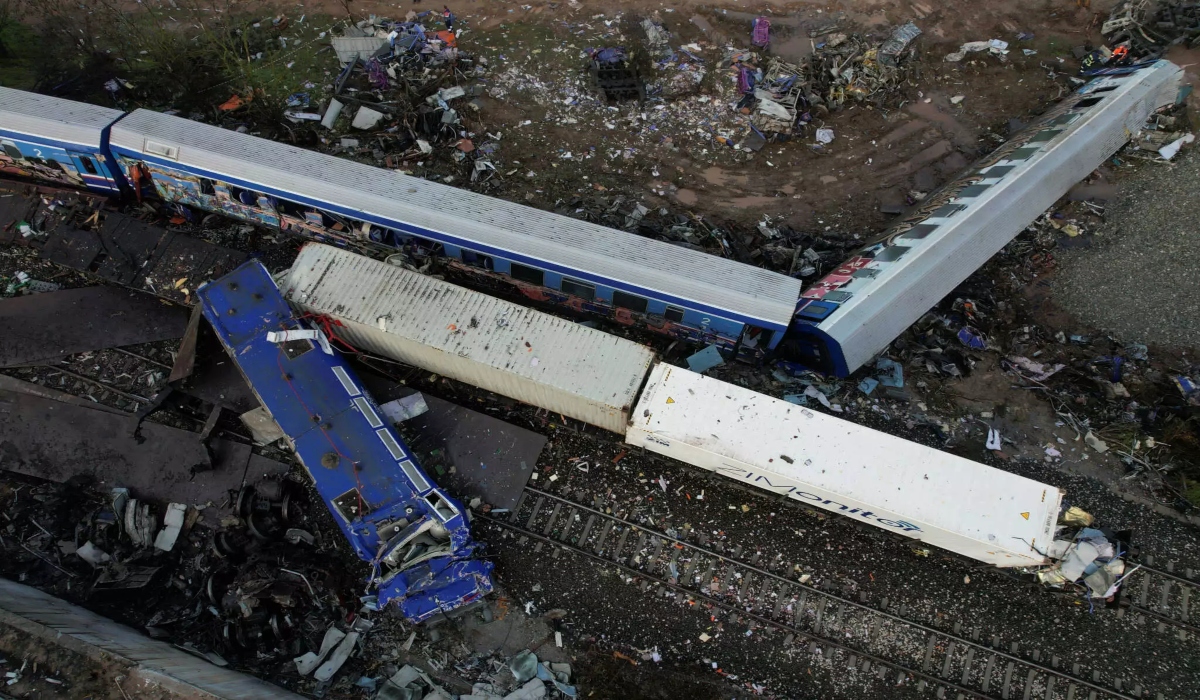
xmin=197 ymin=260 xmax=493 ymax=623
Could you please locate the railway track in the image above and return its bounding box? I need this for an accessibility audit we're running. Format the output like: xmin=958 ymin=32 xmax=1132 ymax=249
xmin=1123 ymin=557 xmax=1200 ymax=638
xmin=483 ymin=486 xmax=1174 ymax=700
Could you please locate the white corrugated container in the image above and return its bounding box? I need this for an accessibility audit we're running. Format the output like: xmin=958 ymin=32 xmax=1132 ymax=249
xmin=282 ymin=244 xmax=657 ymax=433
xmin=626 ymin=364 xmax=1063 ymax=567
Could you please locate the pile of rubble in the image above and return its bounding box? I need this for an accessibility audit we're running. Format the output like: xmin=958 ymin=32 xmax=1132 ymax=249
xmin=281 ymin=13 xmax=498 ymax=185
xmin=1027 ymin=506 xmax=1135 ymax=601
xmin=1104 ymin=0 xmax=1200 ymax=57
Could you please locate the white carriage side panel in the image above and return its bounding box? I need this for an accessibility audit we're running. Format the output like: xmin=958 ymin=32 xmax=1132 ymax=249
xmin=0 ymin=86 xmax=124 ymax=148
xmin=282 ymin=244 xmax=656 ymax=433
xmin=822 ymin=61 xmax=1182 ymax=373
xmin=626 ymin=364 xmax=1063 ymax=567
xmin=109 ymin=109 xmax=801 ymax=328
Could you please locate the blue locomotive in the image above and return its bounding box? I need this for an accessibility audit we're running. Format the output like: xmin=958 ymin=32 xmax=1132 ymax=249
xmin=198 ymin=260 xmax=493 ymax=623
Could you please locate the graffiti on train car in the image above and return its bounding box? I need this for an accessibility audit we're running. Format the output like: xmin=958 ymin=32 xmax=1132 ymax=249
xmin=444 ymin=259 xmax=768 ymax=355
xmin=0 ymin=138 xmax=86 ymax=189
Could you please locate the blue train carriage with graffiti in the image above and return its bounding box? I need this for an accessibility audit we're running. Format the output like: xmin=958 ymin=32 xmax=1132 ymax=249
xmin=197 ymin=260 xmax=493 ymax=623
xmin=0 ymin=87 xmax=127 ymax=196
xmin=782 ymin=59 xmax=1184 ymax=377
xmin=106 ymin=108 xmax=802 ymax=360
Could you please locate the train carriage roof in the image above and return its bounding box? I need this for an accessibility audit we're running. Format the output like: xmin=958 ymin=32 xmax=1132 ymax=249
xmin=0 ymin=87 xmax=125 ymax=150
xmin=109 ymin=108 xmax=802 ymax=328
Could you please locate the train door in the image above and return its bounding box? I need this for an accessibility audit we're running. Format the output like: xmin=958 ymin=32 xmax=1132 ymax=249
xmin=66 ymin=151 xmax=118 ymax=195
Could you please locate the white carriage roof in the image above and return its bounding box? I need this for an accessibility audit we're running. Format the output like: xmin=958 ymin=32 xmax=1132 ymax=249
xmin=0 ymin=87 xmax=124 ymax=149
xmin=109 ymin=109 xmax=802 ymax=326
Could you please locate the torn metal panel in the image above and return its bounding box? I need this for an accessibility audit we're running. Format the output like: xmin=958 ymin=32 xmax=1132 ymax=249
xmin=0 ymin=389 xmax=288 ymax=510
xmin=332 ymin=36 xmax=389 ymax=65
xmin=0 ymin=286 xmax=189 ymax=368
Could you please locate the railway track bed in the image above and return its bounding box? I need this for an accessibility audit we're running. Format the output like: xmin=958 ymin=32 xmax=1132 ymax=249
xmin=482 ymin=486 xmax=1191 ymax=700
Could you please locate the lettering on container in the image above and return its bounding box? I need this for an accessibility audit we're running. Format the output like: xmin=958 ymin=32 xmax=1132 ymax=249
xmin=713 ymin=464 xmax=924 ymax=534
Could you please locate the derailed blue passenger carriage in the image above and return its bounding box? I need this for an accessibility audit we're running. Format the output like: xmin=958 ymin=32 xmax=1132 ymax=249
xmin=198 ymin=260 xmax=493 ymax=623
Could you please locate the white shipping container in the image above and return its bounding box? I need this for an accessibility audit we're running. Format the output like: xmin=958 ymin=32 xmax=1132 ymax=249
xmin=626 ymin=364 xmax=1063 ymax=567
xmin=282 ymin=244 xmax=657 ymax=433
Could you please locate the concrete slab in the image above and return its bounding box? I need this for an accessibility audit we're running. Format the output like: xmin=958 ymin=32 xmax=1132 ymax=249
xmin=0 ymin=389 xmax=288 ymax=509
xmin=0 ymin=286 xmax=190 ymax=368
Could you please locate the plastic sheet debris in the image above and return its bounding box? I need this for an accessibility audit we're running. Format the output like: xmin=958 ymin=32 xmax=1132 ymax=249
xmin=379 ymin=394 xmax=430 ymax=423
xmin=314 ymin=628 xmax=359 ymax=682
xmin=815 ymin=128 xmax=835 ymax=144
xmin=878 ymin=22 xmax=922 ymax=67
xmin=944 ymin=39 xmax=1008 ymax=62
xmin=957 ymin=326 xmax=987 ymax=350
xmin=1004 ymin=356 xmax=1065 ymax=382
xmin=986 ymin=428 xmax=1002 ymax=451
xmin=1084 ymin=431 xmax=1109 ymax=454
xmin=76 ymin=541 xmax=111 ymax=567
xmin=352 ymin=105 xmax=387 ymax=130
xmin=1158 ymin=133 xmax=1194 ymax=160
xmin=376 ymin=664 xmax=448 ymax=700
xmin=686 ymin=345 xmax=725 ymax=373
xmin=509 ymin=649 xmax=539 ymax=683
xmin=295 ymin=625 xmax=346 ymax=675
xmin=153 ymin=503 xmax=187 ymax=552
xmin=874 ymin=357 xmax=904 ymax=388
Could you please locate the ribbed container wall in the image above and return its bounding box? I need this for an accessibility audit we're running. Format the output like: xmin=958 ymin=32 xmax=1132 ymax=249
xmin=281 ymin=244 xmax=657 ymax=433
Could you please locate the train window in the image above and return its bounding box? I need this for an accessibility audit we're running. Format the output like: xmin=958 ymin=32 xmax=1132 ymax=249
xmin=377 ymin=429 xmax=407 ymax=460
xmin=898 ymin=224 xmax=938 ymax=240
xmin=354 ymin=397 xmax=383 ymax=428
xmin=612 ymin=290 xmax=649 ymax=313
xmin=873 ymin=245 xmax=910 ymax=263
xmin=852 ymin=268 xmax=879 ymax=279
xmin=1007 ymin=147 xmax=1040 ymax=161
xmin=560 ymin=277 xmax=595 ymax=300
xmin=664 ymin=306 xmax=685 ymax=323
xmin=1073 ymin=96 xmax=1105 ymax=109
xmin=509 ymin=262 xmax=544 ymax=286
xmin=461 ymin=250 xmax=494 ymax=270
xmin=199 ymin=178 xmax=216 ymax=195
xmin=823 ymin=291 xmax=853 ymax=303
xmin=982 ymin=165 xmax=1015 ymax=179
xmin=1 ymin=142 xmax=21 ymax=160
xmin=79 ymin=157 xmax=98 ymax=175
xmin=957 ymin=184 xmax=991 ymax=197
xmin=1028 ymin=129 xmax=1063 ymax=144
xmin=932 ymin=204 xmax=966 ymax=218
xmin=277 ymin=198 xmax=305 ymax=216
xmin=795 ymin=301 xmax=838 ymax=321
xmin=1048 ymin=113 xmax=1082 ymax=127
xmin=399 ymin=460 xmax=431 ymax=492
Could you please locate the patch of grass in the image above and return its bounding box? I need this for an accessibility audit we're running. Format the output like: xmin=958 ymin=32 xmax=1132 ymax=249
xmin=0 ymin=20 xmax=41 ymax=89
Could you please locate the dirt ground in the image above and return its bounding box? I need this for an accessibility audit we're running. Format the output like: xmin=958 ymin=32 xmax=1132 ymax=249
xmin=291 ymin=0 xmax=1124 ymax=235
